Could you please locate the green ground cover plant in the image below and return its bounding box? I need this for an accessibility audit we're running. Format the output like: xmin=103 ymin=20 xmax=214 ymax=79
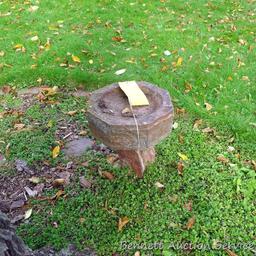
xmin=0 ymin=0 xmax=255 ymax=255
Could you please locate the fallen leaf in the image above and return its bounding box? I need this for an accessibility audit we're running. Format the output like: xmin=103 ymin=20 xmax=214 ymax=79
xmin=184 ymin=82 xmax=192 ymax=93
xmin=176 ymin=57 xmax=183 ymax=67
xmin=184 ymin=200 xmax=193 ymax=211
xmin=24 ymin=208 xmax=33 ymax=220
xmin=72 ymin=55 xmax=81 ymax=63
xmin=52 ymin=145 xmax=60 ymax=158
xmin=10 ymin=200 xmax=24 ymax=210
xmin=41 ymin=86 xmax=58 ymax=97
xmin=217 ymin=155 xmax=229 ymax=164
xmin=164 ymin=50 xmax=171 ymax=56
xmin=2 ymin=86 xmax=12 ymax=94
xmin=155 ymin=181 xmax=164 ymax=188
xmin=177 ymin=161 xmax=184 ymax=176
xmin=241 ymin=76 xmax=249 ymax=81
xmin=115 ymin=69 xmax=126 ymax=75
xmin=186 ymin=216 xmax=195 ymax=229
xmin=29 ymin=176 xmax=40 ymax=184
xmin=225 ymin=248 xmax=238 ymax=256
xmin=13 ymin=44 xmax=23 ymax=49
xmin=51 ymin=190 xmax=65 ymax=200
xmin=176 ymin=108 xmax=186 ymax=115
xmin=205 ymin=102 xmax=213 ymax=111
xmin=44 ymin=38 xmax=51 ymax=50
xmin=118 ymin=216 xmax=129 ymax=231
xmin=24 ymin=186 xmax=38 ymax=197
xmin=28 ymin=5 xmax=39 ymax=12
xmin=52 ymin=178 xmax=65 ymax=187
xmin=238 ymin=39 xmax=246 ymax=45
xmin=79 ymin=130 xmax=87 ymax=136
xmin=107 ymin=154 xmax=119 ymax=164
xmin=193 ymin=119 xmax=203 ymax=129
xmin=178 ymin=153 xmax=188 ymax=161
xmin=31 ymin=36 xmax=39 ymax=41
xmin=14 ymin=123 xmax=25 ymax=130
xmin=67 ymin=110 xmax=77 ymax=116
xmin=202 ymin=127 xmax=215 ymax=134
xmin=227 ymin=146 xmax=235 ymax=152
xmin=121 ymin=107 xmax=131 ymax=115
xmin=13 ymin=44 xmax=26 ymax=52
xmin=79 ymin=176 xmax=92 ymax=189
xmin=102 ymin=171 xmax=115 ymax=180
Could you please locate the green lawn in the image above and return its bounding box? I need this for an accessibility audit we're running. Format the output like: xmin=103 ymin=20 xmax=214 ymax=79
xmin=0 ymin=0 xmax=255 ymax=255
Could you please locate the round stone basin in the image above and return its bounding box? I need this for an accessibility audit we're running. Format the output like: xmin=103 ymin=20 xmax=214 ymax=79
xmin=87 ymin=81 xmax=174 ymax=151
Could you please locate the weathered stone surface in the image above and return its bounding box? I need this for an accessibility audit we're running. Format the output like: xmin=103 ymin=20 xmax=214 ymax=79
xmin=17 ymin=87 xmax=42 ymax=96
xmin=0 ymin=201 xmax=10 ymax=213
xmin=87 ymin=81 xmax=173 ymax=151
xmin=63 ymin=138 xmax=93 ymax=157
xmin=87 ymin=81 xmax=174 ymax=177
xmin=0 ymin=211 xmax=32 ymax=256
xmin=118 ymin=148 xmax=155 ymax=178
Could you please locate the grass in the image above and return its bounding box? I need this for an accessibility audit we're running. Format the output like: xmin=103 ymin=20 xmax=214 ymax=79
xmin=0 ymin=0 xmax=255 ymax=255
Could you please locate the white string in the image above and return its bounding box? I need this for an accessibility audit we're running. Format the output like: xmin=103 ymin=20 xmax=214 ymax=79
xmin=129 ymin=103 xmax=141 ymax=150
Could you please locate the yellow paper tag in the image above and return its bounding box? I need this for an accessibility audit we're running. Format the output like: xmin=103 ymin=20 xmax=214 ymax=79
xmin=118 ymin=81 xmax=149 ymax=106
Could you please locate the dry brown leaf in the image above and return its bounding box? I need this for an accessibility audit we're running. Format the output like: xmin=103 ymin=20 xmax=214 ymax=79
xmin=176 ymin=108 xmax=186 ymax=115
xmin=52 ymin=145 xmax=60 ymax=158
xmin=225 ymin=248 xmax=238 ymax=256
xmin=118 ymin=216 xmax=129 ymax=231
xmin=79 ymin=130 xmax=87 ymax=136
xmin=251 ymin=160 xmax=256 ymax=170
xmin=205 ymin=102 xmax=213 ymax=111
xmin=14 ymin=123 xmax=25 ymax=130
xmin=186 ymin=216 xmax=196 ymax=229
xmin=193 ymin=119 xmax=203 ymax=129
xmin=13 ymin=44 xmax=26 ymax=52
xmin=112 ymin=36 xmax=123 ymax=42
xmin=217 ymin=155 xmax=229 ymax=164
xmin=29 ymin=176 xmax=40 ymax=184
xmin=2 ymin=85 xmax=12 ymax=94
xmin=177 ymin=161 xmax=184 ymax=176
xmin=106 ymin=154 xmax=119 ymax=164
xmin=184 ymin=82 xmax=192 ymax=93
xmin=184 ymin=200 xmax=193 ymax=211
xmin=155 ymin=181 xmax=165 ymax=188
xmin=79 ymin=176 xmax=92 ymax=189
xmin=102 ymin=171 xmax=115 ymax=180
xmin=28 ymin=5 xmax=39 ymax=12
xmin=72 ymin=55 xmax=81 ymax=63
xmin=52 ymin=178 xmax=65 ymax=187
xmin=67 ymin=110 xmax=77 ymax=116
xmin=202 ymin=127 xmax=215 ymax=134
xmin=51 ymin=190 xmax=65 ymax=200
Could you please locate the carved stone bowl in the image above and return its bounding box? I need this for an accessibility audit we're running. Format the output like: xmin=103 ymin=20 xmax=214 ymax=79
xmin=87 ymin=81 xmax=174 ymax=177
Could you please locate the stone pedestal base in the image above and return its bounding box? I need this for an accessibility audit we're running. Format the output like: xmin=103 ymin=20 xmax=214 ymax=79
xmin=117 ymin=147 xmax=155 ymax=178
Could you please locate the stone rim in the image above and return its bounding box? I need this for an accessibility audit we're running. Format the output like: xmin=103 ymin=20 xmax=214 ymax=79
xmin=88 ymin=81 xmax=174 ymax=128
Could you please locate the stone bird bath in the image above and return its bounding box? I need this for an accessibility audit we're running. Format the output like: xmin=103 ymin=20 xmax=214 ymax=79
xmin=87 ymin=81 xmax=174 ymax=177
